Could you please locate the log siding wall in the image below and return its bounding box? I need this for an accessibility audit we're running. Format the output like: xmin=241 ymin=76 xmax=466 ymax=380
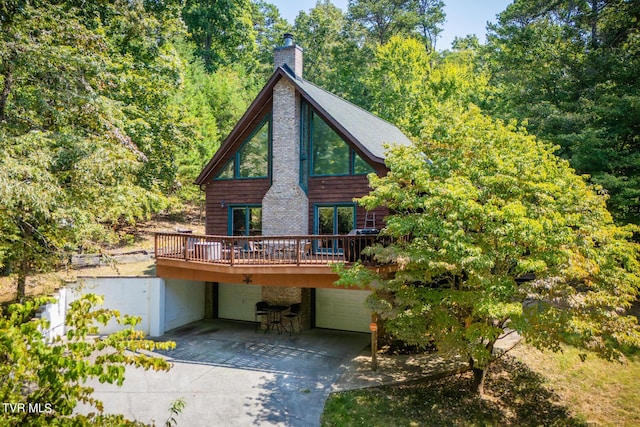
xmin=205 ymin=179 xmax=271 ymax=235
xmin=307 ymin=174 xmax=388 ymax=233
xmin=205 ymin=173 xmax=388 ymax=236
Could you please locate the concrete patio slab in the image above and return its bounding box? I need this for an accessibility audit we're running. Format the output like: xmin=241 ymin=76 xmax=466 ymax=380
xmin=78 ymin=320 xmax=370 ymax=426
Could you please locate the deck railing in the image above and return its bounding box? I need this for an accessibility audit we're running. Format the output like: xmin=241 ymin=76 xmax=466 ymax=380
xmin=155 ymin=232 xmax=380 ymax=266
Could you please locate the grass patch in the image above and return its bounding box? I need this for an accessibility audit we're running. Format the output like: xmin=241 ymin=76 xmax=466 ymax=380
xmin=323 ymin=344 xmax=640 ymax=426
xmin=322 ymin=352 xmax=603 ymax=427
xmin=511 ymin=344 xmax=640 ymax=427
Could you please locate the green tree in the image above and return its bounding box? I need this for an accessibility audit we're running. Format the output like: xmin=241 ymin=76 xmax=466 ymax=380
xmin=182 ymin=0 xmax=256 ymax=71
xmin=347 ymin=0 xmax=444 ymax=50
xmin=294 ymin=0 xmax=347 ymax=87
xmin=250 ymin=0 xmax=291 ymax=79
xmin=415 ymin=0 xmax=445 ymax=52
xmin=485 ymin=0 xmax=640 ymax=225
xmin=347 ymin=0 xmax=419 ymax=45
xmin=337 ymin=103 xmax=640 ymax=395
xmin=364 ymin=36 xmax=432 ymax=138
xmin=0 ymin=0 xmax=189 ymax=298
xmin=364 ymin=36 xmax=489 ymax=138
xmin=173 ymin=53 xmax=256 ymax=202
xmin=0 ymin=294 xmax=176 ymax=425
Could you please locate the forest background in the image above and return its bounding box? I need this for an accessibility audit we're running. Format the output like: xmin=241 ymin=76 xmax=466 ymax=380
xmin=1 ymin=0 xmax=639 ymax=293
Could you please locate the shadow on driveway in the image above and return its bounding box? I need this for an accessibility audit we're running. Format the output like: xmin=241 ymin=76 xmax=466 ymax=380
xmin=147 ymin=319 xmax=370 ymax=426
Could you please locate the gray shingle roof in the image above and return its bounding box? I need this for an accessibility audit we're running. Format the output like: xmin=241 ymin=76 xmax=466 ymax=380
xmin=195 ymin=67 xmax=414 ymax=184
xmin=285 ymin=69 xmax=413 ymax=161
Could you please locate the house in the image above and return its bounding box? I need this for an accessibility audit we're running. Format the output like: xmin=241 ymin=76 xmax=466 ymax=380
xmin=155 ymin=34 xmax=413 ymax=333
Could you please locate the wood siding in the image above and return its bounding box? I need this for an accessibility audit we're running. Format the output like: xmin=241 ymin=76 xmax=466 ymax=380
xmin=307 ymin=174 xmax=388 ymax=233
xmin=205 ymin=178 xmax=271 ymax=234
xmin=206 ymin=173 xmax=388 ymax=235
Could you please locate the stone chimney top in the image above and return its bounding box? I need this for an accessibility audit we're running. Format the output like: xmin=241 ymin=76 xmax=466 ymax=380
xmin=274 ymin=33 xmax=303 ymax=77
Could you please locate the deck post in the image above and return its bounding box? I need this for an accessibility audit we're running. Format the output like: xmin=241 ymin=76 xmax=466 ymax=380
xmin=183 ymin=234 xmax=188 ymax=261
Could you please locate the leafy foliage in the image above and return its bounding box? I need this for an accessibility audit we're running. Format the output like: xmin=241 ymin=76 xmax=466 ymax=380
xmin=294 ymin=0 xmax=348 ymax=88
xmin=0 ymin=294 xmax=175 ymax=426
xmin=0 ymin=0 xmax=190 ymax=296
xmin=182 ymin=0 xmax=255 ymax=72
xmin=363 ymin=35 xmax=490 ymax=138
xmin=347 ymin=0 xmax=445 ymax=50
xmin=250 ymin=0 xmax=292 ymax=79
xmin=485 ymin=0 xmax=640 ymax=225
xmin=337 ymin=102 xmax=640 ymax=393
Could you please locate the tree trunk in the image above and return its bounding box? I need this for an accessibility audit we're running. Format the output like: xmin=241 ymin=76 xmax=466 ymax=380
xmin=470 ymin=339 xmax=497 ymax=397
xmin=16 ymin=257 xmax=27 ymax=301
xmin=590 ymin=0 xmax=599 ymax=48
xmin=16 ymin=216 xmax=31 ymax=301
xmin=471 ymin=364 xmax=487 ymax=397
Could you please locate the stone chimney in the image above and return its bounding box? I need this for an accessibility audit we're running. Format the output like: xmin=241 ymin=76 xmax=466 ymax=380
xmin=262 ymin=34 xmax=308 ymax=236
xmin=263 ymin=34 xmax=310 ymax=323
xmin=274 ymin=33 xmax=303 ymax=77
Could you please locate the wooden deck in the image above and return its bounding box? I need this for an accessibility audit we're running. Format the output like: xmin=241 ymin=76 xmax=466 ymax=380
xmin=154 ymin=232 xmax=380 ymax=288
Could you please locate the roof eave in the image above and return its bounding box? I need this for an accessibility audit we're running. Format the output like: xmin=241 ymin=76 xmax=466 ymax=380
xmin=194 ymin=68 xmax=288 ymax=185
xmin=283 ymin=75 xmax=386 ymax=166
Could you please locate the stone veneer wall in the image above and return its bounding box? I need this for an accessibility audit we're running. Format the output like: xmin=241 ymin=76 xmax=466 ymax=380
xmin=262 ymin=78 xmax=308 ymax=236
xmin=260 ymin=38 xmax=310 ymax=331
xmin=262 ymin=286 xmax=311 ymax=332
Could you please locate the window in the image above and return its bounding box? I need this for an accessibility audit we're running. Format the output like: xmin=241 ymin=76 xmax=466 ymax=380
xmin=214 ymin=117 xmax=270 ymax=180
xmin=301 ymin=103 xmax=376 ymax=182
xmin=354 ymin=153 xmax=375 ymax=175
xmin=315 ymin=204 xmax=355 ymax=253
xmin=312 ymin=115 xmax=350 ymax=176
xmin=238 ymin=121 xmax=269 ymax=178
xmin=215 ymin=159 xmax=234 ymax=180
xmin=230 ymin=206 xmax=262 ymax=236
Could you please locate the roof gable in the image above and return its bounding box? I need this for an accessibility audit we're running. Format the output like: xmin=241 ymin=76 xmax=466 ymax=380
xmin=196 ymin=67 xmax=413 ymax=184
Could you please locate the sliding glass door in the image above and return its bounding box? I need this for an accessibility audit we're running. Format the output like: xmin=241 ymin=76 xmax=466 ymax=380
xmin=315 ymin=204 xmax=355 ymax=253
xmin=230 ymin=206 xmax=262 ymax=236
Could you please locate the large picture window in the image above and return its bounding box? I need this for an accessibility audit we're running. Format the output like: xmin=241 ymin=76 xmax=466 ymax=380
xmin=214 ymin=117 xmax=270 ymax=180
xmin=302 ymin=103 xmax=375 ymax=181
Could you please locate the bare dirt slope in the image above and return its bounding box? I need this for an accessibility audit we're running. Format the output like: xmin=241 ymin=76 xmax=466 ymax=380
xmin=0 ymin=210 xmax=205 ymax=303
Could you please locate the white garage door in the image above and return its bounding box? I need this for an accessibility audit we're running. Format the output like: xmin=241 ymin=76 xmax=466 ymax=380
xmin=218 ymin=283 xmax=263 ymax=322
xmin=315 ymin=288 xmax=371 ymax=333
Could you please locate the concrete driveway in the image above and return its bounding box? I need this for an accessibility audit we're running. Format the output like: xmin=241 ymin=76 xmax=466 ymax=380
xmin=81 ymin=320 xmax=370 ymax=427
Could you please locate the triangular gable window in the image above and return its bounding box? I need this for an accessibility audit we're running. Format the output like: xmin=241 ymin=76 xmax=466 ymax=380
xmin=239 ymin=120 xmax=269 ymax=178
xmin=215 ymin=159 xmax=234 ymax=180
xmin=214 ymin=116 xmax=270 ymax=180
xmin=353 ymin=152 xmax=375 ymax=175
xmin=302 ymin=103 xmax=376 ymax=179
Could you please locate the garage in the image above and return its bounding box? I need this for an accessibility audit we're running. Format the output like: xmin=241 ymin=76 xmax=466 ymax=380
xmin=218 ymin=283 xmax=263 ymax=322
xmin=315 ymin=288 xmax=371 ymax=333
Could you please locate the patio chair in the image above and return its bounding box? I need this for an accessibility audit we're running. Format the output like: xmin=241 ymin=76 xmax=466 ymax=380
xmin=299 ymin=240 xmax=311 ymax=260
xmin=255 ymin=301 xmax=269 ymax=332
xmin=242 ymin=241 xmax=265 ymax=262
xmin=283 ymin=303 xmax=302 ymax=335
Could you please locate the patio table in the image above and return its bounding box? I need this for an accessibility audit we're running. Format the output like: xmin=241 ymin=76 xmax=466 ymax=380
xmin=265 ymin=305 xmax=288 ymax=334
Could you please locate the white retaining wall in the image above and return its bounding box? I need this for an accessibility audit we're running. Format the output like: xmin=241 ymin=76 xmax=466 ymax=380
xmin=39 ymin=287 xmax=69 ymax=342
xmin=71 ymin=277 xmax=164 ymax=336
xmin=164 ymin=279 xmax=205 ymax=332
xmin=37 ymin=277 xmax=206 ymax=339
